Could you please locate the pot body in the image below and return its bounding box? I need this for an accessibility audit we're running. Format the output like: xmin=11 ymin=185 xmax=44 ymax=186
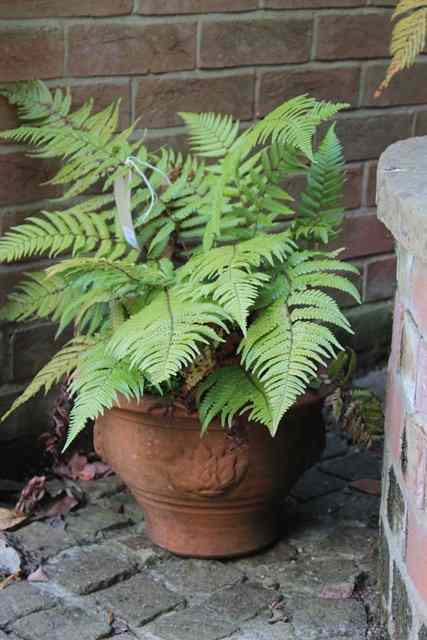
xmin=94 ymin=395 xmax=325 ymax=558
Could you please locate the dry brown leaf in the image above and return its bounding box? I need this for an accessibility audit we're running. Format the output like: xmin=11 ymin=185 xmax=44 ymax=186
xmin=0 ymin=572 xmax=20 ymax=590
xmin=0 ymin=508 xmax=28 ymax=532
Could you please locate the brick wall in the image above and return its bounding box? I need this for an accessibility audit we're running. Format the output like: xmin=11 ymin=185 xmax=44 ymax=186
xmin=0 ymin=0 xmax=422 ymax=446
xmin=378 ymin=138 xmax=427 ymax=639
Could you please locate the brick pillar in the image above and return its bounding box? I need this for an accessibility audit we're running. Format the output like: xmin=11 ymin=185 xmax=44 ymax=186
xmin=378 ymin=137 xmax=427 ymax=639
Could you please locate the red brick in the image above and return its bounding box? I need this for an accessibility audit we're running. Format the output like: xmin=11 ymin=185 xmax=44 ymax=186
xmin=344 ymin=164 xmax=363 ymax=210
xmin=0 ymin=26 xmax=64 ymax=82
xmin=0 ymin=97 xmax=17 ymax=130
xmin=0 ymin=0 xmax=132 ymax=17
xmin=384 ymin=370 xmax=406 ymax=464
xmin=258 ymin=66 xmax=360 ymax=117
xmin=138 ymin=0 xmax=257 ymax=13
xmin=68 ymin=81 xmax=131 ymax=129
xmin=335 ymin=112 xmax=413 ymax=162
xmin=365 ymin=255 xmax=396 ymax=302
xmin=366 ymin=161 xmax=378 ymax=207
xmin=415 ymin=340 xmax=427 ymax=418
xmin=68 ymin=23 xmax=196 ymax=77
xmin=266 ymin=0 xmax=364 ymax=5
xmin=0 ymin=207 xmax=34 ymax=237
xmin=409 ymin=258 xmax=427 ymax=337
xmin=0 ymin=153 xmax=59 ymax=207
xmin=363 ymin=61 xmax=427 ymax=107
xmin=135 ymin=74 xmax=254 ymax=129
xmin=407 ymin=509 xmax=427 ymax=600
xmin=0 ymin=97 xmax=18 ymax=147
xmin=316 ymin=13 xmax=392 ymax=61
xmin=332 ymin=212 xmax=394 ymax=259
xmin=200 ymin=18 xmax=312 ymax=69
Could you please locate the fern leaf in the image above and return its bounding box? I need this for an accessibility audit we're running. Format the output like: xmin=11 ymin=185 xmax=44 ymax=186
xmin=295 ymin=125 xmax=345 ymax=243
xmin=180 ymin=112 xmax=240 ymax=158
xmin=244 ymin=96 xmax=348 ymax=160
xmin=239 ymin=299 xmax=345 ymax=433
xmin=0 ymin=272 xmax=69 ymax=323
xmin=108 ymin=289 xmax=229 ymax=384
xmin=0 ymin=197 xmax=122 ymax=263
xmin=64 ymin=342 xmax=145 ymax=449
xmin=197 ymin=365 xmax=272 ymax=431
xmin=380 ymin=1 xmax=427 ymax=91
xmin=1 ymin=337 xmax=89 ymax=423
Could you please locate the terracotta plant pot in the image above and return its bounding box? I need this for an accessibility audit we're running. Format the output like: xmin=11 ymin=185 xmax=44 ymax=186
xmin=94 ymin=394 xmax=325 ymax=558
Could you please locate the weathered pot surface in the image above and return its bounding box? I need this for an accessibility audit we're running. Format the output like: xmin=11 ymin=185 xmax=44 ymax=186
xmin=94 ymin=394 xmax=325 ymax=558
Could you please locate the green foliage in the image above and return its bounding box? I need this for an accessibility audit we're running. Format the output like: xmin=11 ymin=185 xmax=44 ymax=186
xmin=0 ymin=82 xmax=358 ymax=447
xmin=197 ymin=365 xmax=272 ymax=431
xmin=294 ymin=125 xmax=345 ymax=244
xmin=0 ymin=337 xmax=89 ymax=423
xmin=380 ymin=0 xmax=427 ymax=92
xmin=65 ymin=341 xmax=145 ymax=450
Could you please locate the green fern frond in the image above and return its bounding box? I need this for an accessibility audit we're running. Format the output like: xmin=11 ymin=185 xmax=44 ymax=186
xmin=0 ymin=272 xmax=69 ymax=323
xmin=108 ymin=289 xmax=229 ymax=384
xmin=244 ymin=95 xmax=348 ymax=160
xmin=65 ymin=342 xmax=145 ymax=449
xmin=0 ymin=337 xmax=90 ymax=423
xmin=197 ymin=365 xmax=272 ymax=431
xmin=180 ymin=111 xmax=240 ymax=158
xmin=0 ymin=197 xmax=123 ymax=262
xmin=380 ymin=0 xmax=427 ymax=91
xmin=295 ymin=125 xmax=345 ymax=243
xmin=239 ymin=297 xmax=346 ymax=434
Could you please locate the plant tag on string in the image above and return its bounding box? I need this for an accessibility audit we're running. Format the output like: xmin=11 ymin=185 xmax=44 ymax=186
xmin=114 ymin=172 xmax=140 ymax=250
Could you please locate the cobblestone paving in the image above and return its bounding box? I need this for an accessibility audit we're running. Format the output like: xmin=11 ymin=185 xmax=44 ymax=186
xmin=0 ymin=431 xmax=386 ymax=640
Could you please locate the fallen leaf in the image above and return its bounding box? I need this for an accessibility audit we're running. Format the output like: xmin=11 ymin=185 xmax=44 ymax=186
xmin=27 ymin=566 xmax=48 ymax=583
xmin=79 ymin=462 xmax=112 ymax=481
xmin=0 ymin=508 xmax=28 ymax=532
xmin=0 ymin=572 xmax=20 ymax=590
xmin=15 ymin=476 xmax=47 ymax=515
xmin=350 ymin=479 xmax=381 ymax=497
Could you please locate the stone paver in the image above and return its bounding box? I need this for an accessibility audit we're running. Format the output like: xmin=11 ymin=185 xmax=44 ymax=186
xmin=267 ymin=557 xmax=360 ymax=597
xmin=88 ymin=573 xmax=185 ymax=627
xmin=11 ymin=606 xmax=111 ymax=640
xmin=320 ymin=451 xmax=381 ymax=482
xmin=0 ymin=582 xmax=58 ymax=628
xmin=45 ymin=544 xmax=137 ymax=594
xmin=291 ymin=467 xmax=347 ymax=502
xmin=147 ymin=605 xmax=237 ymax=640
xmin=10 ymin=521 xmax=75 ymax=560
xmin=0 ymin=430 xmax=385 ymax=640
xmin=64 ymin=505 xmax=133 ymax=544
xmin=286 ymin=594 xmax=367 ymax=639
xmin=150 ymin=558 xmax=244 ymax=602
xmin=205 ymin=582 xmax=274 ymax=624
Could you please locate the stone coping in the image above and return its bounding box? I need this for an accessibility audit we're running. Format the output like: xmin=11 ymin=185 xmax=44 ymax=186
xmin=377 ymin=136 xmax=427 ymax=260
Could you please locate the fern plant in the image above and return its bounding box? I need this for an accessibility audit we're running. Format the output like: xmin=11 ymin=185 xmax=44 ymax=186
xmin=0 ymin=81 xmax=359 ymax=449
xmin=378 ymin=0 xmax=427 ymax=93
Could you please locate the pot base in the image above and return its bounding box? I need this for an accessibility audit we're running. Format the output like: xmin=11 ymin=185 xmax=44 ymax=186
xmin=138 ymin=496 xmax=281 ymax=558
xmin=95 ymin=394 xmax=325 ymax=558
